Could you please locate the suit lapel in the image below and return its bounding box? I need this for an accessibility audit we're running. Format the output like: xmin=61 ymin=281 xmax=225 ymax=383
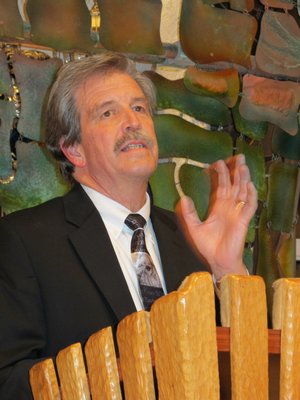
xmin=151 ymin=207 xmax=197 ymax=293
xmin=63 ymin=184 xmax=136 ymax=321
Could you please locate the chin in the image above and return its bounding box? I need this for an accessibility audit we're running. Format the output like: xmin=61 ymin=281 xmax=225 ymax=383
xmin=126 ymin=163 xmax=156 ymax=179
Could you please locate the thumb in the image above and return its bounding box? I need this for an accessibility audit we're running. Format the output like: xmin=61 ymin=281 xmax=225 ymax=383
xmin=176 ymin=195 xmax=202 ymax=230
xmin=176 ymin=196 xmax=204 ymax=262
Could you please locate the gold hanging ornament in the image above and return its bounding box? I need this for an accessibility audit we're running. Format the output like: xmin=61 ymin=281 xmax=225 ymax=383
xmin=90 ymin=1 xmax=101 ymax=43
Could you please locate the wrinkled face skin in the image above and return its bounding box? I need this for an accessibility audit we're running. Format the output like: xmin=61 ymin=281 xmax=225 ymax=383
xmin=64 ymin=72 xmax=159 ymax=199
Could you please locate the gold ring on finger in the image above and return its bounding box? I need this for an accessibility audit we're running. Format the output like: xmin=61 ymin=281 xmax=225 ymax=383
xmin=235 ymin=201 xmax=246 ymax=211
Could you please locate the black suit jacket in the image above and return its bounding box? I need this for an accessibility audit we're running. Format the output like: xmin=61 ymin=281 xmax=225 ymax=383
xmin=0 ymin=184 xmax=203 ymax=399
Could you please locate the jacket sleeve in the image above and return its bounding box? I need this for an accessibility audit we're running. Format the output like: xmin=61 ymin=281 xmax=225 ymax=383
xmin=0 ymin=217 xmax=47 ymax=399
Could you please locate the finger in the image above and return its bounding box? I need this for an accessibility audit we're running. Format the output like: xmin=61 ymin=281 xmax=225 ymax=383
xmin=231 ymin=161 xmax=241 ymax=199
xmin=234 ymin=153 xmax=246 ymax=166
xmin=234 ymin=164 xmax=251 ymax=202
xmin=209 ymin=160 xmax=230 ymax=199
xmin=176 ymin=196 xmax=204 ymax=260
xmin=220 ymin=154 xmax=247 ymax=199
xmin=225 ymin=153 xmax=246 ymax=184
xmin=236 ymin=181 xmax=258 ymax=218
xmin=245 ymin=181 xmax=258 ymax=216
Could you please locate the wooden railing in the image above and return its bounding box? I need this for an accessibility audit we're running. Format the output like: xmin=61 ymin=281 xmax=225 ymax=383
xmin=29 ymin=273 xmax=300 ymax=399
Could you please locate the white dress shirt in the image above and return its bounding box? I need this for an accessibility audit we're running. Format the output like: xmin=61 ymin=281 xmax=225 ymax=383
xmin=81 ymin=185 xmax=167 ymax=310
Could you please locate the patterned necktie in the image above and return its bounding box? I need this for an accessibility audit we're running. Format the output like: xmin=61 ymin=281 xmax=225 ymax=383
xmin=125 ymin=213 xmax=164 ymax=311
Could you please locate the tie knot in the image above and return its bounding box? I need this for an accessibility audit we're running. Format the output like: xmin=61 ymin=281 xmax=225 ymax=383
xmin=125 ymin=213 xmax=146 ymax=231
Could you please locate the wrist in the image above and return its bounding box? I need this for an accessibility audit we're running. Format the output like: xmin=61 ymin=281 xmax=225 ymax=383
xmin=212 ymin=262 xmax=248 ymax=283
xmin=212 ymin=264 xmax=249 ymax=290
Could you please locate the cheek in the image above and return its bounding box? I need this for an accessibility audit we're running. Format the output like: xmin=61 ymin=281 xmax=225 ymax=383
xmin=152 ymin=135 xmax=159 ymax=156
xmin=89 ymin=131 xmax=112 ymax=153
xmin=146 ymin=122 xmax=158 ymax=145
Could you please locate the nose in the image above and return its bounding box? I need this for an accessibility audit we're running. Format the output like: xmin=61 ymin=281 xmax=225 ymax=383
xmin=121 ymin=108 xmax=141 ymax=132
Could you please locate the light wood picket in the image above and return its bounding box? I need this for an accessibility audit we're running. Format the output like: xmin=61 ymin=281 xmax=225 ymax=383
xmin=220 ymin=275 xmax=269 ymax=399
xmin=272 ymin=278 xmax=300 ymax=400
xmin=29 ymin=273 xmax=300 ymax=399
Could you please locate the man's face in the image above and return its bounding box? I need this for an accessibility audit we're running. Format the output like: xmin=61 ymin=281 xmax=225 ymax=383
xmin=66 ymin=72 xmax=158 ymax=194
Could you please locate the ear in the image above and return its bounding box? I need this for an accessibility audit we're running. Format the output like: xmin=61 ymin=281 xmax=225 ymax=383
xmin=60 ymin=139 xmax=86 ymax=168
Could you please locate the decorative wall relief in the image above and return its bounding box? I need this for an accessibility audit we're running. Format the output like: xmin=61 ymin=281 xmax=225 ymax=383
xmin=0 ymin=50 xmax=15 ymax=182
xmin=0 ymin=49 xmax=69 ymax=214
xmin=98 ymin=0 xmax=164 ymax=57
xmin=0 ymin=1 xmax=24 ymax=39
xmin=26 ymin=0 xmax=95 ymax=52
xmin=272 ymin=126 xmax=300 ymax=160
xmin=180 ymin=0 xmax=258 ymax=67
xmin=240 ymin=74 xmax=300 ymax=135
xmin=183 ymin=67 xmax=240 ymax=108
xmin=150 ymin=114 xmax=233 ymax=221
xmin=144 ymin=71 xmax=231 ymax=126
xmin=255 ymin=10 xmax=300 ymax=78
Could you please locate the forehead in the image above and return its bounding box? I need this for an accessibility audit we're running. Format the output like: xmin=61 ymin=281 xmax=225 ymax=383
xmin=76 ymin=71 xmax=145 ymax=101
xmin=75 ymin=72 xmax=149 ymax=120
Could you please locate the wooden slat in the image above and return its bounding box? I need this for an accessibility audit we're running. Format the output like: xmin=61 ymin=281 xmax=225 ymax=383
xmin=273 ymin=278 xmax=300 ymax=400
xmin=216 ymin=327 xmax=281 ymax=354
xmin=151 ymin=272 xmax=220 ymax=400
xmin=220 ymin=275 xmax=269 ymax=400
xmin=30 ymin=327 xmax=282 ymax=400
xmin=56 ymin=342 xmax=90 ymax=400
xmin=267 ymin=329 xmax=281 ymax=354
xmin=85 ymin=327 xmax=122 ymax=400
xmin=29 ymin=273 xmax=285 ymax=400
xmin=117 ymin=310 xmax=155 ymax=400
xmin=29 ymin=358 xmax=61 ymax=400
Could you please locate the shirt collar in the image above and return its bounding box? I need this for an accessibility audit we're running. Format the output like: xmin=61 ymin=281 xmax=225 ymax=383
xmin=81 ymin=184 xmax=151 ymax=238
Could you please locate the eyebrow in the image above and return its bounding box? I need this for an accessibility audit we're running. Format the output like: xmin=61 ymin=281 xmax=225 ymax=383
xmin=132 ymin=96 xmax=148 ymax=104
xmin=88 ymin=101 xmax=115 ymax=119
xmin=131 ymin=97 xmax=151 ymax=110
xmin=88 ymin=97 xmax=149 ymax=118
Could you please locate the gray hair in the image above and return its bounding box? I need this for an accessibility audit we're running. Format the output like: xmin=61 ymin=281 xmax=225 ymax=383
xmin=45 ymin=52 xmax=157 ymax=182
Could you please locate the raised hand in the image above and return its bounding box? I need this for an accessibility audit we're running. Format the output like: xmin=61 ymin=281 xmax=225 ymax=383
xmin=176 ymin=154 xmax=257 ymax=281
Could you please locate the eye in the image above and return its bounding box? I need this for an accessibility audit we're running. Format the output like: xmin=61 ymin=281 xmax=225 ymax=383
xmin=102 ymin=110 xmax=112 ymax=118
xmin=133 ymin=105 xmax=146 ymax=113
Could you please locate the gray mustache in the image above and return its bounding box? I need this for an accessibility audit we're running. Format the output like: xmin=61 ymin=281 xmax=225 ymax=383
xmin=114 ymin=131 xmax=153 ymax=152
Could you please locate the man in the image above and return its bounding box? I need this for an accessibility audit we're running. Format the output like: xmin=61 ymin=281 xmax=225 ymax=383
xmin=0 ymin=52 xmax=257 ymax=398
